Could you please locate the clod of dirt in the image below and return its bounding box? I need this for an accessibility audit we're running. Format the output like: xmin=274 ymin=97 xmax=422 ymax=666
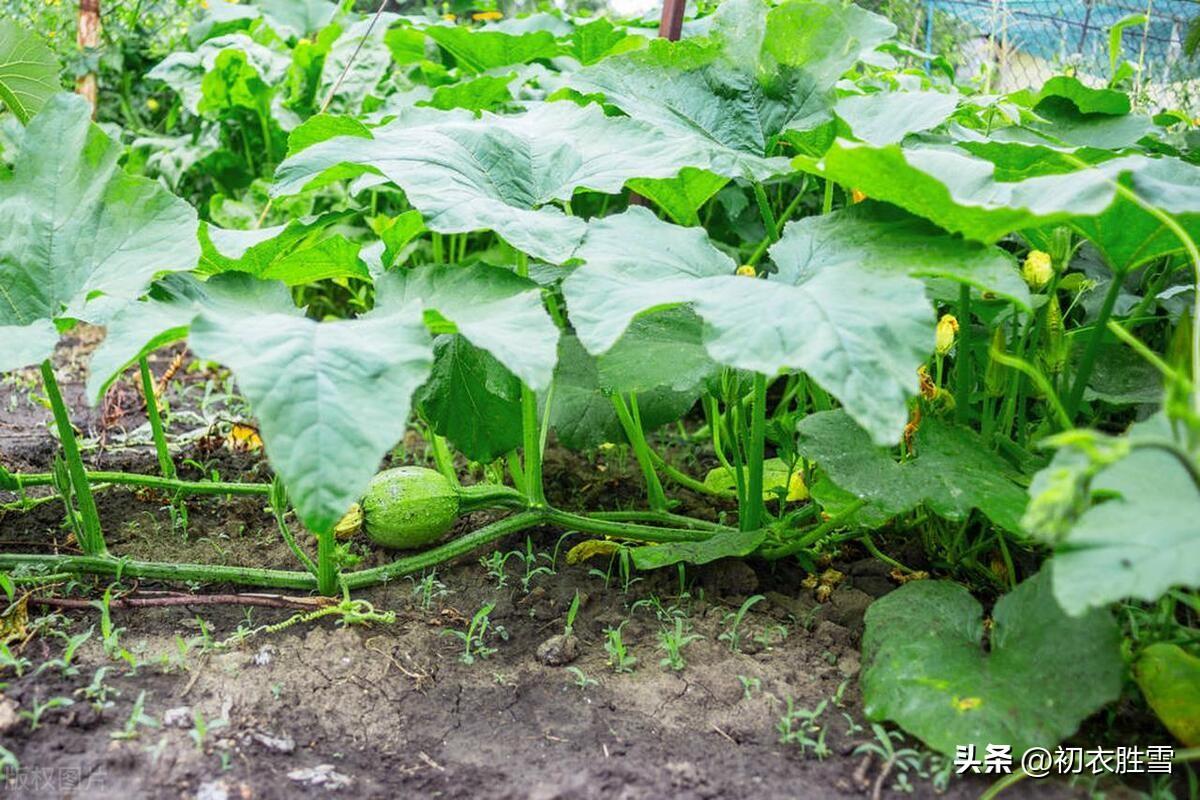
xmin=826 ymin=586 xmax=874 ymax=632
xmin=248 ymin=730 xmax=295 ymax=753
xmin=0 ymin=695 xmax=18 ymax=734
xmin=535 ymin=633 xmax=580 ymax=666
xmin=163 ymin=705 xmax=192 ymax=728
xmin=698 ymin=558 xmax=759 ymax=597
xmin=288 ymin=764 xmax=353 ymax=790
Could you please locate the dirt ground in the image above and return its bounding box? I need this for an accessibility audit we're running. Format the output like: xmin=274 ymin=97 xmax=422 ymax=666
xmin=0 ymin=341 xmax=1123 ymax=800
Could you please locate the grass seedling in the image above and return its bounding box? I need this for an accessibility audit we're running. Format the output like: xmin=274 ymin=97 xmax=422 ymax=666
xmin=719 ymin=594 xmax=765 ymax=653
xmin=563 ymin=590 xmax=581 ymax=638
xmin=37 ymin=626 xmax=93 ymax=678
xmin=777 ymin=697 xmax=830 ymax=758
xmin=658 ymin=618 xmax=701 ymax=671
xmin=0 ymin=643 xmax=31 ymax=677
xmin=409 ymin=570 xmax=451 ymax=610
xmin=566 ymin=666 xmax=597 ymax=691
xmin=77 ymin=666 xmax=116 ymax=711
xmin=111 ymin=690 xmax=158 ymax=740
xmin=20 ymin=695 xmax=74 ymax=731
xmin=853 ymin=724 xmax=929 ymax=794
xmin=513 ymin=536 xmax=553 ymax=593
xmin=603 ymin=623 xmax=636 ymax=673
xmin=442 ymin=602 xmax=503 ymax=664
xmin=738 ymin=675 xmax=762 ymax=700
xmin=480 ymin=551 xmax=519 ymax=589
xmin=190 ymin=708 xmax=228 ymax=751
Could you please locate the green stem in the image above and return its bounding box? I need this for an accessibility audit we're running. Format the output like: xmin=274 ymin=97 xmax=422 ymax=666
xmin=747 ymin=189 xmax=804 ymax=267
xmin=40 ymin=361 xmax=106 ymax=556
xmin=429 ymin=433 xmax=460 ymax=487
xmin=760 ymin=499 xmax=867 ymax=560
xmin=543 ymin=508 xmax=711 ymax=543
xmin=648 ymin=450 xmax=732 ymax=498
xmin=610 ymin=394 xmax=668 ymax=511
xmin=822 ymin=179 xmax=835 ymax=215
xmin=752 ymin=182 xmax=779 ymax=243
xmin=12 ymin=471 xmax=269 ymax=496
xmin=515 ymin=251 xmax=546 ymax=507
xmin=955 ymin=283 xmax=972 ymax=424
xmin=1064 ymin=274 xmax=1123 ymax=420
xmin=743 ymin=373 xmax=768 ymax=532
xmin=455 ymin=483 xmax=530 ymax=513
xmin=583 ymin=510 xmax=729 ymax=532
xmin=316 ymin=528 xmax=339 ymax=595
xmin=272 ymin=501 xmax=318 ymax=576
xmin=0 ymin=553 xmax=317 ymax=590
xmin=138 ymin=358 xmax=177 ymax=481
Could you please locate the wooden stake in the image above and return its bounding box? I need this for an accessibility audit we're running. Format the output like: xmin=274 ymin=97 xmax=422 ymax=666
xmin=76 ymin=0 xmax=100 ymax=115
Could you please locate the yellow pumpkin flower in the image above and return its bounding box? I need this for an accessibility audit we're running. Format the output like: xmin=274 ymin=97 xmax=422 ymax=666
xmin=472 ymin=10 xmax=503 ymax=21
xmin=1022 ymin=249 xmax=1053 ymax=290
xmin=935 ymin=314 xmax=958 ymax=356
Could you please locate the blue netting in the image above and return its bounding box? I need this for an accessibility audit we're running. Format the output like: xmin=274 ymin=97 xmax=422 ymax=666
xmin=926 ymin=0 xmax=1196 ymax=71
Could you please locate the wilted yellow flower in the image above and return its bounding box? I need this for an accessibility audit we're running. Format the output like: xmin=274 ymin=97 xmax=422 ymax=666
xmin=334 ymin=503 xmax=363 ymax=540
xmin=736 ymin=264 xmax=757 ymax=277
xmin=850 ymin=188 xmax=867 ymax=204
xmin=935 ymin=314 xmax=958 ymax=356
xmin=1022 ymin=249 xmax=1053 ymax=289
xmin=472 ymin=10 xmax=503 ymax=21
xmin=442 ymin=12 xmax=456 ymax=20
xmin=786 ymin=471 xmax=808 ymax=502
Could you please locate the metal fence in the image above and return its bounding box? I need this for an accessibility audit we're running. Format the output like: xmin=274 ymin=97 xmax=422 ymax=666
xmin=893 ymin=0 xmax=1199 ymax=109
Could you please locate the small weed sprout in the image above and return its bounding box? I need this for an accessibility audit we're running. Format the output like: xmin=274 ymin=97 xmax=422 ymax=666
xmin=564 ymin=590 xmax=581 ymax=638
xmin=409 ymin=570 xmax=451 ymax=610
xmin=111 ymin=690 xmax=158 ymax=740
xmin=513 ymin=537 xmax=554 ymax=593
xmin=0 ymin=643 xmax=31 ymax=677
xmin=566 ymin=666 xmax=597 ymax=691
xmin=657 ymin=618 xmax=701 ymax=671
xmin=20 ymin=695 xmax=74 ymax=731
xmin=38 ymin=626 xmax=93 ymax=677
xmin=77 ymin=666 xmax=116 ymax=711
xmin=738 ymin=675 xmax=762 ymax=700
xmin=442 ymin=602 xmax=503 ymax=664
xmin=853 ymin=725 xmax=928 ymax=793
xmin=480 ymin=551 xmax=519 ymax=589
xmin=777 ymin=697 xmax=831 ymax=759
xmin=189 ymin=708 xmax=228 ymax=751
xmin=603 ymin=623 xmax=637 ymax=673
xmin=719 ymin=594 xmax=765 ymax=653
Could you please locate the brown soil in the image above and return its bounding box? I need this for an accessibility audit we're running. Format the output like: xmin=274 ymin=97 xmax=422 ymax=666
xmin=0 ymin=341 xmax=1093 ymax=800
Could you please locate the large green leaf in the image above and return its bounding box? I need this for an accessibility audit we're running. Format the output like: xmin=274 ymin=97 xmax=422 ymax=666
xmin=86 ymin=274 xmax=300 ymax=403
xmin=414 ymin=335 xmax=523 ymax=463
xmin=626 ymin=168 xmax=728 ymax=227
xmin=548 ymin=335 xmax=697 ymax=451
xmin=595 ymin=307 xmax=717 ymax=395
xmin=794 ymin=142 xmax=1200 ymax=272
xmin=631 ymin=528 xmax=766 ymax=570
xmin=771 ymin=203 xmax=1030 ymax=309
xmin=425 ymin=26 xmax=560 ymax=72
xmin=272 ymin=101 xmax=711 ymax=263
xmin=833 ymin=90 xmax=958 ymax=146
xmin=1027 ymin=415 xmax=1200 ymax=615
xmin=1134 ymin=643 xmax=1200 ymax=747
xmin=570 ymin=0 xmax=892 ymax=180
xmin=372 ymin=263 xmax=558 ymax=391
xmin=795 ymin=410 xmax=1028 ymax=533
xmin=563 ymin=206 xmax=933 ymax=444
xmin=0 ymin=322 xmax=58 ymax=374
xmin=319 ymin=15 xmax=395 ymax=112
xmin=0 ymin=21 xmax=59 ymax=124
xmin=862 ymin=571 xmax=1123 ymax=756
xmin=189 ymin=300 xmax=434 ymax=534
xmin=0 ymin=95 xmax=198 ymax=370
xmin=199 ymin=214 xmax=369 ymax=285
xmin=148 ymin=34 xmax=290 ymax=115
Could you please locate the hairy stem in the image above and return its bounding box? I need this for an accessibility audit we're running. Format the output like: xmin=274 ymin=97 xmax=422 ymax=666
xmin=40 ymin=361 xmax=105 ymax=556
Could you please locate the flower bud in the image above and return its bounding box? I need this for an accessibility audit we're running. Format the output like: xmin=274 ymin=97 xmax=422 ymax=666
xmin=736 ymin=264 xmax=757 ymax=277
xmin=145 ymin=97 xmax=160 ymax=112
xmin=935 ymin=314 xmax=958 ymax=356
xmin=850 ymin=188 xmax=867 ymax=204
xmin=1022 ymin=250 xmax=1053 ymax=290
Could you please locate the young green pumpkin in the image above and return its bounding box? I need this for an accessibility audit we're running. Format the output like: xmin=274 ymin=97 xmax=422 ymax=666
xmin=348 ymin=467 xmax=461 ymax=549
